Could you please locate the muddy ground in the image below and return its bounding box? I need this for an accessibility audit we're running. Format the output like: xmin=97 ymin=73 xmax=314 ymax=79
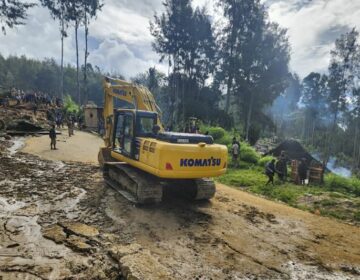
xmin=0 ymin=133 xmax=360 ymax=280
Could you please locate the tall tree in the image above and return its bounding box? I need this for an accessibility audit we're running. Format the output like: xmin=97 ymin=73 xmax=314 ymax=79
xmin=40 ymin=0 xmax=69 ymax=99
xmin=301 ymin=72 xmax=328 ymax=145
xmin=150 ymin=0 xmax=216 ymax=126
xmin=82 ymin=0 xmax=102 ymax=105
xmin=0 ymin=0 xmax=35 ymax=33
xmin=217 ymin=0 xmax=290 ymax=141
xmin=66 ymin=0 xmax=83 ymax=104
xmin=325 ymin=29 xmax=359 ymax=163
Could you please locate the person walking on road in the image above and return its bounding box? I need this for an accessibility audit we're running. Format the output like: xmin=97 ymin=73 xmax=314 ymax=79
xmin=67 ymin=118 xmax=74 ymax=137
xmin=49 ymin=125 xmax=57 ymax=150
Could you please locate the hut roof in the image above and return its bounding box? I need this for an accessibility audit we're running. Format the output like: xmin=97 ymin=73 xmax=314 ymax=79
xmin=265 ymin=139 xmax=320 ymax=164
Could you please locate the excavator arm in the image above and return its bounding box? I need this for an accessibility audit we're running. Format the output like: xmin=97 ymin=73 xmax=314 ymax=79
xmin=102 ymin=77 xmax=163 ymax=147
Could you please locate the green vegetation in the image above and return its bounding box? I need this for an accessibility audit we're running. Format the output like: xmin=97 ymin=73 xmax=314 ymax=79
xmin=218 ymin=140 xmax=360 ymax=224
xmin=240 ymin=143 xmax=260 ymax=164
xmin=258 ymin=156 xmax=275 ymax=167
xmin=201 ymin=126 xmax=233 ymax=146
xmin=324 ymin=174 xmax=360 ymax=196
xmin=63 ymin=95 xmax=80 ymax=113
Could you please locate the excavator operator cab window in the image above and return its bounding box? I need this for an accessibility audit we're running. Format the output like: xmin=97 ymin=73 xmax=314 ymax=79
xmin=114 ymin=114 xmax=124 ymax=150
xmin=113 ymin=112 xmax=134 ymax=157
xmin=136 ymin=116 xmax=156 ymax=137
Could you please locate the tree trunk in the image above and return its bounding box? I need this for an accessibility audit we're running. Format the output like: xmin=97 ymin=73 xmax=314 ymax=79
xmin=75 ymin=22 xmax=81 ymax=105
xmin=83 ymin=5 xmax=88 ymax=105
xmin=324 ymin=105 xmax=339 ymax=166
xmin=75 ymin=21 xmax=80 ymax=105
xmin=245 ymin=90 xmax=254 ymax=142
xmin=225 ymin=74 xmax=232 ymax=114
xmin=60 ymin=16 xmax=64 ymax=100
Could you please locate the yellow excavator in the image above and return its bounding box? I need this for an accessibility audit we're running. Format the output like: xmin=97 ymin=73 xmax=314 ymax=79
xmin=98 ymin=77 xmax=228 ymax=203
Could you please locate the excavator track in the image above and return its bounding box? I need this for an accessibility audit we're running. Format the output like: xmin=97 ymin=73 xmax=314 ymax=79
xmin=164 ymin=178 xmax=216 ymax=201
xmin=193 ymin=178 xmax=216 ymax=200
xmin=104 ymin=163 xmax=163 ymax=204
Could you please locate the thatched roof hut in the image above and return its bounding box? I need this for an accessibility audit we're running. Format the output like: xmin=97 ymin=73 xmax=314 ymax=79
xmin=264 ymin=139 xmax=320 ymax=164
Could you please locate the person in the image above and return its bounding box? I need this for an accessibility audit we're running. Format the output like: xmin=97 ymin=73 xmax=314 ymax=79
xmin=49 ymin=125 xmax=57 ymax=150
xmin=67 ymin=118 xmax=74 ymax=137
xmin=275 ymin=159 xmax=285 ymax=183
xmin=298 ymin=158 xmax=308 ymax=185
xmin=33 ymin=103 xmax=38 ymax=117
xmin=152 ymin=124 xmax=161 ymax=135
xmin=231 ymin=138 xmax=240 ymax=168
xmin=279 ymin=151 xmax=289 ymax=180
xmin=265 ymin=159 xmax=277 ymax=185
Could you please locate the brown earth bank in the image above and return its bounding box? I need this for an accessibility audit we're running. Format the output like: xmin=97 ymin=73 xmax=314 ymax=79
xmin=0 ymin=132 xmax=359 ymax=279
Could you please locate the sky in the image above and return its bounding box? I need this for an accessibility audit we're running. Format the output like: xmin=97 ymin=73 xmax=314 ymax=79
xmin=1 ymin=0 xmax=360 ymax=79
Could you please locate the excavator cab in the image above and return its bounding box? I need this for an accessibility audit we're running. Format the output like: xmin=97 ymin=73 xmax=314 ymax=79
xmin=113 ymin=110 xmax=158 ymax=159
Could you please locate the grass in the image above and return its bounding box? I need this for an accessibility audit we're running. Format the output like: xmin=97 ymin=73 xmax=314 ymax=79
xmin=201 ymin=125 xmax=360 ymax=224
xmin=218 ymin=166 xmax=360 ymax=224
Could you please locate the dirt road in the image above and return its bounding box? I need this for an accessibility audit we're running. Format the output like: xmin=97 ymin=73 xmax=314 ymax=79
xmin=0 ymin=131 xmax=359 ymax=279
xmin=22 ymin=129 xmax=103 ymax=163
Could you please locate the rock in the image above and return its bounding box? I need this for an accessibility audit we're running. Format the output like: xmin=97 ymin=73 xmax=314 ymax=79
xmin=109 ymin=243 xmax=142 ymax=260
xmin=109 ymin=244 xmax=172 ymax=280
xmin=119 ymin=249 xmax=172 ymax=280
xmin=60 ymin=222 xmax=99 ymax=238
xmin=42 ymin=224 xmax=67 ymax=244
xmin=66 ymin=235 xmax=93 ymax=253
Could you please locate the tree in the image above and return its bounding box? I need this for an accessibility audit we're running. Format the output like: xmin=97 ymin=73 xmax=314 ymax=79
xmin=325 ymin=29 xmax=359 ymax=163
xmin=0 ymin=0 xmax=35 ymax=33
xmin=217 ymin=0 xmax=290 ymax=141
xmin=270 ymin=73 xmax=301 ymax=138
xmin=150 ymin=0 xmax=217 ymax=127
xmin=0 ymin=53 xmax=107 ymax=106
xmin=40 ymin=0 xmax=69 ymax=99
xmin=66 ymin=0 xmax=83 ymax=104
xmin=82 ymin=0 xmax=103 ymax=105
xmin=301 ymin=72 xmax=328 ymax=145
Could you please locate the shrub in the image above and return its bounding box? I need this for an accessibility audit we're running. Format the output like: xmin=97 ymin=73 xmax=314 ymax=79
xmin=323 ymin=174 xmax=360 ymax=196
xmin=240 ymin=143 xmax=260 ymax=164
xmin=64 ymin=95 xmax=79 ymax=113
xmin=207 ymin=126 xmax=226 ymax=141
xmin=217 ymin=134 xmax=232 ymax=146
xmin=258 ymin=156 xmax=275 ymax=167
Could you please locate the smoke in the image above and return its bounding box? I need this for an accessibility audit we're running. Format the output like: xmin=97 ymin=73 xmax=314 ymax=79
xmin=312 ymin=153 xmax=352 ymax=178
xmin=327 ymin=157 xmax=352 ymax=178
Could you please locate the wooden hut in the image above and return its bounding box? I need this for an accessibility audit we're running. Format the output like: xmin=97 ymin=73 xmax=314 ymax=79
xmin=265 ymin=139 xmax=324 ymax=184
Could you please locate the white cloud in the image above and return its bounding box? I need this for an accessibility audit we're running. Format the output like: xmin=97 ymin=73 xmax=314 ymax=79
xmin=267 ymin=0 xmax=360 ymax=77
xmin=1 ymin=0 xmax=360 ymax=80
xmin=0 ymin=0 xmax=165 ymax=79
xmin=89 ymin=38 xmax=165 ymax=78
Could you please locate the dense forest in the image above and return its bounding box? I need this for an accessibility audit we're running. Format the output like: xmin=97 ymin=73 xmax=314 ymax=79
xmin=2 ymin=0 xmax=360 ymax=171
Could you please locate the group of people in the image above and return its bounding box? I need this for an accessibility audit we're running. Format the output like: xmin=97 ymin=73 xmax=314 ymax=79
xmin=230 ymin=136 xmax=310 ymax=186
xmin=10 ymin=88 xmax=62 ymax=107
xmin=265 ymin=153 xmax=308 ymax=186
xmin=48 ymin=115 xmax=77 ymax=150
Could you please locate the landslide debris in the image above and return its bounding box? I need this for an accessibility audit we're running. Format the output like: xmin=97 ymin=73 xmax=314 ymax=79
xmin=0 ymin=107 xmax=50 ymax=136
